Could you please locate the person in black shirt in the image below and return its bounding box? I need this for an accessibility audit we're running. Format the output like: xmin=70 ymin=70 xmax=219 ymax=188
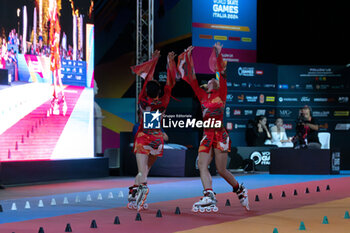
xmin=294 ymin=106 xmax=321 ymax=149
xmin=250 ymin=116 xmax=272 ymax=146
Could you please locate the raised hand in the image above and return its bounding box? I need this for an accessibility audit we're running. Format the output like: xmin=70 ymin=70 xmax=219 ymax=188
xmin=167 ymin=51 xmax=176 ymax=60
xmin=186 ymin=46 xmax=194 ymax=55
xmin=152 ymin=50 xmax=161 ymax=59
xmin=214 ymin=42 xmax=223 ymax=55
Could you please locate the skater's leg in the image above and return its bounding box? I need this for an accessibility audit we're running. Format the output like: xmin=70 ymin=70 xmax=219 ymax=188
xmin=133 ymin=153 xmax=157 ymax=185
xmin=135 ymin=153 xmax=149 ymax=184
xmin=198 ymin=148 xmax=213 ymax=190
xmin=214 ymin=148 xmax=239 ymax=190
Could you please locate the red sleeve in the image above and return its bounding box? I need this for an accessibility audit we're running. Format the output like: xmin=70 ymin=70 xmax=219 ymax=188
xmin=185 ymin=78 xmax=207 ymax=102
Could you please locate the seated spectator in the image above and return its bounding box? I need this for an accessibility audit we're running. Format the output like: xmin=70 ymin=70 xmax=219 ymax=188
xmin=246 ymin=116 xmax=272 ymax=146
xmin=270 ymin=117 xmax=293 ymax=147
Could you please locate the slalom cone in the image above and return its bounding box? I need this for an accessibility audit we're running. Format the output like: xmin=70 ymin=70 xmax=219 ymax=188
xmin=293 ymin=189 xmax=298 ymax=196
xmin=118 ymin=191 xmax=124 ymax=198
xmin=344 ymin=211 xmax=350 ymax=219
xmin=38 ymin=200 xmax=44 ymax=208
xmin=108 ymin=192 xmax=114 ymax=199
xmin=269 ymin=193 xmax=273 ymax=199
xmin=38 ymin=227 xmax=45 ymax=233
xmin=135 ymin=213 xmax=142 ymax=221
xmin=273 ymin=228 xmax=278 ymax=233
xmin=86 ymin=194 xmax=92 ymax=201
xmin=90 ymin=219 xmax=97 ymax=228
xmin=322 ymin=216 xmax=329 ymax=224
xmin=156 ymin=209 xmax=162 ymax=218
xmin=11 ymin=203 xmax=17 ymax=211
xmin=305 ymin=188 xmax=310 ymax=194
xmin=114 ymin=216 xmax=120 ymax=224
xmin=225 ymin=199 xmax=231 ymax=206
xmin=255 ymin=195 xmax=260 ymax=202
xmin=97 ymin=193 xmax=103 ymax=200
xmin=65 ymin=223 xmax=72 ymax=232
xmin=63 ymin=197 xmax=69 ymax=204
xmin=175 ymin=206 xmax=181 ymax=215
xmin=299 ymin=221 xmax=306 ymax=230
xmin=281 ymin=191 xmax=286 ymax=197
xmin=25 ymin=201 xmax=31 ymax=209
xmin=50 ymin=198 xmax=57 ymax=206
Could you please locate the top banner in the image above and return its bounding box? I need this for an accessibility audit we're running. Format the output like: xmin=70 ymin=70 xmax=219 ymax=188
xmin=192 ymin=0 xmax=257 ymax=73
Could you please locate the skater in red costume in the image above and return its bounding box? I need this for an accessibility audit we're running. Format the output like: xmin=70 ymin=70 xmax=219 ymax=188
xmin=49 ymin=0 xmax=67 ymax=116
xmin=128 ymin=50 xmax=177 ymax=211
xmin=178 ymin=43 xmax=249 ymax=212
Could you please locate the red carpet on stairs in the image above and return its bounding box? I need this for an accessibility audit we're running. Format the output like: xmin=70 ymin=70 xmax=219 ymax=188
xmin=0 ymin=86 xmax=84 ymax=161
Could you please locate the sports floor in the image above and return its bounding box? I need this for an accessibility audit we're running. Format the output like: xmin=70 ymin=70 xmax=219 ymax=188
xmin=1 ymin=172 xmax=350 ymax=233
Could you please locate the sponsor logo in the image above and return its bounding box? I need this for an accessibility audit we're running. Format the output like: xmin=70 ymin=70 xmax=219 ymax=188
xmin=256 ymin=109 xmax=266 ymax=116
xmin=143 ymin=110 xmax=161 ymax=129
xmin=278 ymin=84 xmax=288 ymax=89
xmin=241 ymin=83 xmax=247 ymax=87
xmin=305 ymin=84 xmax=313 ymax=90
xmin=250 ymin=151 xmax=270 ymax=165
xmin=268 ymin=109 xmax=275 ymax=117
xmin=314 ymin=98 xmax=328 ymax=102
xmin=266 ymin=96 xmax=275 ymax=102
xmin=283 ymin=124 xmax=293 ymax=130
xmin=259 ymin=94 xmax=265 ymax=104
xmin=264 ymin=84 xmax=275 ymax=88
xmin=162 ymin=117 xmax=222 ymax=129
xmin=244 ymin=110 xmax=253 ymax=115
xmin=233 ymin=109 xmax=241 ymax=116
xmin=225 ymin=107 xmax=230 ymax=118
xmin=295 ymin=84 xmax=302 ymax=89
xmin=338 ymin=97 xmax=349 ymax=103
xmin=234 ymin=124 xmax=246 ymax=129
xmin=246 ymin=96 xmax=258 ymax=103
xmin=279 ymin=109 xmax=292 ymax=118
xmin=254 ymin=84 xmax=262 ymax=88
xmin=233 ymin=83 xmax=240 ymax=87
xmin=238 ymin=67 xmax=255 ymax=77
xmin=248 ymin=83 xmax=253 ymax=88
xmin=335 ymin=123 xmax=350 ymax=130
xmin=237 ymin=94 xmax=244 ymax=102
xmin=256 ymin=70 xmax=264 ymax=75
xmin=301 ymin=96 xmax=310 ymax=102
xmin=313 ymin=111 xmax=330 ymax=117
xmin=227 ymin=122 xmax=233 ymax=130
xmin=227 ymin=82 xmax=232 ymax=87
xmin=279 ymin=97 xmax=298 ymax=102
xmin=334 ymin=111 xmax=349 ymax=117
xmin=320 ymin=84 xmax=330 ymax=90
xmin=226 ymin=94 xmax=234 ymax=102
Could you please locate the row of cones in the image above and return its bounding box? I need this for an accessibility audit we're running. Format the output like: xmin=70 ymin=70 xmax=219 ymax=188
xmin=273 ymin=212 xmax=350 ymax=232
xmin=255 ymin=185 xmax=330 ymax=202
xmin=35 ymin=208 xmax=183 ymax=233
xmin=1 ymin=191 xmax=124 ymax=211
xmin=7 ymin=116 xmax=46 ymax=159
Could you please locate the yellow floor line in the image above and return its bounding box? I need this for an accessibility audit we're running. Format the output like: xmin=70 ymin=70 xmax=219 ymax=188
xmin=177 ymin=197 xmax=350 ymax=233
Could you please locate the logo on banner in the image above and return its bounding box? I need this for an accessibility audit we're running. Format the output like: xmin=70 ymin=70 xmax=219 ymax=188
xmin=238 ymin=67 xmax=254 ymax=77
xmin=246 ymin=96 xmax=258 ymax=103
xmin=256 ymin=70 xmax=264 ymax=75
xmin=268 ymin=109 xmax=275 ymax=117
xmin=264 ymin=84 xmax=275 ymax=88
xmin=266 ymin=96 xmax=275 ymax=102
xmin=234 ymin=124 xmax=246 ymax=129
xmin=225 ymin=107 xmax=230 ymax=118
xmin=233 ymin=109 xmax=241 ymax=116
xmin=279 ymin=109 xmax=292 ymax=118
xmin=338 ymin=97 xmax=349 ymax=103
xmin=226 ymin=122 xmax=233 ymax=130
xmin=227 ymin=94 xmax=234 ymax=102
xmin=237 ymin=94 xmax=244 ymax=102
xmin=144 ymin=110 xmax=161 ymax=129
xmin=301 ymin=96 xmax=311 ymax=102
xmin=250 ymin=151 xmax=270 ymax=165
xmin=278 ymin=84 xmax=288 ymax=89
xmin=283 ymin=124 xmax=293 ymax=130
xmin=313 ymin=111 xmax=330 ymax=117
xmin=256 ymin=109 xmax=266 ymax=116
xmin=244 ymin=110 xmax=253 ymax=115
xmin=259 ymin=94 xmax=265 ymax=104
xmin=334 ymin=111 xmax=349 ymax=117
xmin=314 ymin=98 xmax=328 ymax=102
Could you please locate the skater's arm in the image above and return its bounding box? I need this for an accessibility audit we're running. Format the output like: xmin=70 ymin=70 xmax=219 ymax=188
xmin=210 ymin=42 xmax=227 ymax=101
xmin=131 ymin=50 xmax=160 ymax=101
xmin=180 ymin=46 xmax=206 ymax=101
xmin=161 ymin=51 xmax=177 ymax=106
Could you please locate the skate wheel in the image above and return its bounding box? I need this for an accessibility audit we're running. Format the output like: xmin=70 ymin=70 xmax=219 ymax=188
xmin=133 ymin=203 xmax=137 ymax=209
xmin=127 ymin=202 xmax=133 ymax=209
xmin=205 ymin=207 xmax=211 ymax=212
xmin=212 ymin=206 xmax=219 ymax=212
xmin=143 ymin=203 xmax=148 ymax=209
xmin=192 ymin=206 xmax=199 ymax=212
xmin=199 ymin=207 xmax=205 ymax=213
